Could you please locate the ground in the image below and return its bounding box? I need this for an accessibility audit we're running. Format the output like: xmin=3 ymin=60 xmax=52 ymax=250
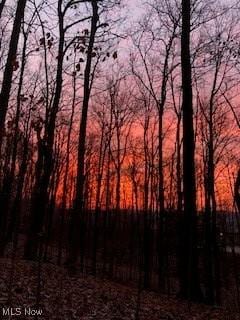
xmin=0 ymin=258 xmax=239 ymax=320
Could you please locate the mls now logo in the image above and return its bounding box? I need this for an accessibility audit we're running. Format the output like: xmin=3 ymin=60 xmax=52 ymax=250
xmin=2 ymin=307 xmax=43 ymax=317
xmin=2 ymin=308 xmax=21 ymax=316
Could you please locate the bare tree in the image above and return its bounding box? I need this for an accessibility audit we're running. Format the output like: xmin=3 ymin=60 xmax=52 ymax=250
xmin=25 ymin=0 xmax=92 ymax=260
xmin=0 ymin=0 xmax=28 ymax=152
xmin=67 ymin=0 xmax=100 ymax=270
xmin=179 ymin=0 xmax=203 ymax=301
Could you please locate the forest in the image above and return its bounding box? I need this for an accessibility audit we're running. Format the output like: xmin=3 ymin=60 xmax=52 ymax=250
xmin=0 ymin=0 xmax=240 ymax=319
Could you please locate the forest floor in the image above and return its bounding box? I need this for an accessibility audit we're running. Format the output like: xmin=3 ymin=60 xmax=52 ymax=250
xmin=0 ymin=258 xmax=239 ymax=320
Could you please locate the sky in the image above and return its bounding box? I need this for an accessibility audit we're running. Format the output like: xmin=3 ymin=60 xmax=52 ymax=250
xmin=125 ymin=0 xmax=144 ymax=22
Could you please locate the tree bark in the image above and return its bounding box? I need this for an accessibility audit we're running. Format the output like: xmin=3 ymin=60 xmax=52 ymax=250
xmin=0 ymin=0 xmax=27 ymax=152
xmin=179 ymin=0 xmax=203 ymax=301
xmin=0 ymin=29 xmax=28 ymax=254
xmin=68 ymin=0 xmax=99 ymax=269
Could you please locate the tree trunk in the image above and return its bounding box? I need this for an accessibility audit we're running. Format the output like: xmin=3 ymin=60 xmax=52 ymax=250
xmin=93 ymin=128 xmax=103 ymax=274
xmin=68 ymin=1 xmax=99 ymax=269
xmin=179 ymin=0 xmax=203 ymax=301
xmin=24 ymin=0 xmax=65 ymax=260
xmin=143 ymin=113 xmax=150 ymax=288
xmin=0 ymin=0 xmax=27 ymax=152
xmin=0 ymin=29 xmax=28 ymax=253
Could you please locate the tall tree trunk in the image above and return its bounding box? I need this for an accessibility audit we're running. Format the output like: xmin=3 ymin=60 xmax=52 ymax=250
xmin=179 ymin=0 xmax=203 ymax=301
xmin=68 ymin=0 xmax=99 ymax=269
xmin=24 ymin=0 xmax=65 ymax=260
xmin=116 ymin=127 xmax=121 ymax=212
xmin=176 ymin=116 xmax=182 ymax=213
xmin=0 ymin=0 xmax=27 ymax=152
xmin=93 ymin=124 xmax=106 ymax=274
xmin=0 ymin=28 xmax=28 ymax=253
xmin=158 ymin=107 xmax=166 ymax=290
xmin=204 ymin=96 xmax=220 ymax=304
xmin=157 ymin=34 xmax=175 ymax=291
xmin=143 ymin=112 xmax=150 ymax=288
